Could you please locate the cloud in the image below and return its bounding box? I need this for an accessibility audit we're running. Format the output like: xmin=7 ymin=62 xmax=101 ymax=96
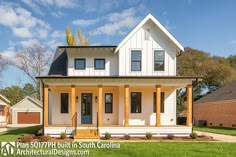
xmin=0 ymin=2 xmax=50 ymax=38
xmin=229 ymin=40 xmax=236 ymax=45
xmin=38 ymin=0 xmax=79 ymax=8
xmin=47 ymin=39 xmax=64 ymax=49
xmin=21 ymin=0 xmax=45 ymax=15
xmin=82 ymin=0 xmax=119 ymax=13
xmin=91 ymin=8 xmax=140 ymax=36
xmin=72 ymin=19 xmax=99 ymax=26
xmin=51 ymin=10 xmax=64 ymax=18
xmin=51 ymin=30 xmax=65 ymax=39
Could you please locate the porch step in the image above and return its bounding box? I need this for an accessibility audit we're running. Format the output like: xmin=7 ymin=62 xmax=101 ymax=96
xmin=74 ymin=129 xmax=99 ymax=139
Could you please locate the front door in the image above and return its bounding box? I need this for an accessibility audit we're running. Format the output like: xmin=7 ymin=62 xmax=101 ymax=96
xmin=81 ymin=93 xmax=92 ymax=124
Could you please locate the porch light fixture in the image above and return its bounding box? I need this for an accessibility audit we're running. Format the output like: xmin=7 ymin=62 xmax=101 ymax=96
xmin=76 ymin=96 xmax=79 ymax=103
xmin=95 ymin=96 xmax=98 ymax=103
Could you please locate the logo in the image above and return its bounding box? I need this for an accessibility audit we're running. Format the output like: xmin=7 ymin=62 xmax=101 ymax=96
xmin=0 ymin=142 xmax=16 ymax=156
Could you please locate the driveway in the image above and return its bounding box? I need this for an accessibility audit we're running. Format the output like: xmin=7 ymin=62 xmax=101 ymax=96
xmin=195 ymin=131 xmax=236 ymax=142
xmin=0 ymin=124 xmax=38 ymax=133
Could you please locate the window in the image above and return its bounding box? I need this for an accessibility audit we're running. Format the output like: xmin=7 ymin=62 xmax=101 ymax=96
xmin=131 ymin=92 xmax=141 ymax=113
xmin=75 ymin=59 xmax=85 ymax=69
xmin=145 ymin=28 xmax=150 ymax=40
xmin=94 ymin=59 xmax=105 ymax=70
xmin=153 ymin=92 xmax=165 ymax=113
xmin=61 ymin=93 xmax=69 ymax=113
xmin=154 ymin=50 xmax=165 ymax=71
xmin=105 ymin=93 xmax=113 ymax=113
xmin=131 ymin=50 xmax=141 ymax=71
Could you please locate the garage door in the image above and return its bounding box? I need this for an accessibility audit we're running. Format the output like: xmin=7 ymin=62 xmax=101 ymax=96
xmin=17 ymin=112 xmax=40 ymax=124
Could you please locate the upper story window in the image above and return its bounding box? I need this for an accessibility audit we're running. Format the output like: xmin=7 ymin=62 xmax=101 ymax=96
xmin=154 ymin=50 xmax=165 ymax=71
xmin=145 ymin=28 xmax=150 ymax=40
xmin=94 ymin=58 xmax=105 ymax=70
xmin=75 ymin=58 xmax=85 ymax=70
xmin=131 ymin=50 xmax=141 ymax=71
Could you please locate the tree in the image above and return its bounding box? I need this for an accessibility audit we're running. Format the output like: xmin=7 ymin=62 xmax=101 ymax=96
xmin=78 ymin=29 xmax=90 ymax=46
xmin=22 ymin=83 xmax=35 ymax=97
xmin=14 ymin=42 xmax=51 ymax=87
xmin=65 ymin=26 xmax=90 ymax=46
xmin=227 ymin=55 xmax=236 ymax=69
xmin=2 ymin=85 xmax=24 ymax=106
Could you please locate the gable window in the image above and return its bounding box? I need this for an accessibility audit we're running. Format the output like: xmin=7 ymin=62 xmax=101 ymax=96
xmin=145 ymin=28 xmax=150 ymax=40
xmin=94 ymin=59 xmax=105 ymax=70
xmin=153 ymin=92 xmax=165 ymax=113
xmin=61 ymin=93 xmax=69 ymax=113
xmin=75 ymin=59 xmax=85 ymax=69
xmin=131 ymin=50 xmax=141 ymax=71
xmin=131 ymin=92 xmax=141 ymax=113
xmin=154 ymin=50 xmax=165 ymax=71
xmin=105 ymin=93 xmax=113 ymax=113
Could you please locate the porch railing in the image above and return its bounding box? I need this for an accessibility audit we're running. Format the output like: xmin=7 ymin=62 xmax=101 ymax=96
xmin=96 ymin=112 xmax=99 ymax=133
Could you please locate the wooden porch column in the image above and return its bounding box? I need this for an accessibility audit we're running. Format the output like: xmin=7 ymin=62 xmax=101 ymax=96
xmin=124 ymin=85 xmax=129 ymax=127
xmin=98 ymin=85 xmax=103 ymax=127
xmin=71 ymin=85 xmax=76 ymax=127
xmin=3 ymin=106 xmax=8 ymax=117
xmin=44 ymin=85 xmax=49 ymax=127
xmin=186 ymin=84 xmax=193 ymax=127
xmin=156 ymin=85 xmax=161 ymax=127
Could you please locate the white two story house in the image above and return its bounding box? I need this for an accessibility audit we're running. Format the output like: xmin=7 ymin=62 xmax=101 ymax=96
xmin=37 ymin=14 xmax=199 ymax=138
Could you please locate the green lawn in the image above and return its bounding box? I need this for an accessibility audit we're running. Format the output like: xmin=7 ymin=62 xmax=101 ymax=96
xmin=1 ymin=126 xmax=236 ymax=157
xmin=193 ymin=126 xmax=236 ymax=136
xmin=0 ymin=125 xmax=41 ymax=142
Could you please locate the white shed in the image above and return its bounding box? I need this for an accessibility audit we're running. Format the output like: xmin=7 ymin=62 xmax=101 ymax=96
xmin=10 ymin=96 xmax=42 ymax=124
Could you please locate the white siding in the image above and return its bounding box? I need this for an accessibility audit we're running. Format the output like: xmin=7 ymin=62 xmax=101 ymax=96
xmin=118 ymin=20 xmax=177 ymax=76
xmin=67 ymin=50 xmax=118 ymax=76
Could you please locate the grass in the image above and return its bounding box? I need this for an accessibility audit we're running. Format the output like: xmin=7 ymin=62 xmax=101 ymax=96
xmin=193 ymin=126 xmax=236 ymax=136
xmin=0 ymin=125 xmax=41 ymax=142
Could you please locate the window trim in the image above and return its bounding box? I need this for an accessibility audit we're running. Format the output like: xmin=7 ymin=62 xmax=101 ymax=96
xmin=153 ymin=92 xmax=165 ymax=113
xmin=131 ymin=50 xmax=142 ymax=71
xmin=153 ymin=50 xmax=165 ymax=71
xmin=61 ymin=93 xmax=69 ymax=114
xmin=94 ymin=58 xmax=105 ymax=70
xmin=105 ymin=93 xmax=113 ymax=114
xmin=131 ymin=92 xmax=142 ymax=113
xmin=74 ymin=58 xmax=86 ymax=70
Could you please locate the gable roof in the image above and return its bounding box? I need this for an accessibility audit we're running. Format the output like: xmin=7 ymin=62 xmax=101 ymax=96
xmin=115 ymin=13 xmax=184 ymax=53
xmin=194 ymin=80 xmax=236 ymax=104
xmin=0 ymin=94 xmax=10 ymax=106
xmin=10 ymin=96 xmax=42 ymax=109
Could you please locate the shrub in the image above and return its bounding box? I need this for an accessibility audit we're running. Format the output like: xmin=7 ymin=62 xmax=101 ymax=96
xmin=166 ymin=134 xmax=174 ymax=139
xmin=146 ymin=132 xmax=153 ymax=140
xmin=35 ymin=128 xmax=43 ymax=136
xmin=190 ymin=132 xmax=198 ymax=139
xmin=40 ymin=135 xmax=51 ymax=142
xmin=104 ymin=132 xmax=111 ymax=140
xmin=60 ymin=132 xmax=67 ymax=139
xmin=20 ymin=134 xmax=33 ymax=143
xmin=123 ymin=134 xmax=130 ymax=140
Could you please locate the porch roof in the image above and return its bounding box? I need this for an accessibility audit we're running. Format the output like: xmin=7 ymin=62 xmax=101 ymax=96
xmin=37 ymin=76 xmax=201 ymax=87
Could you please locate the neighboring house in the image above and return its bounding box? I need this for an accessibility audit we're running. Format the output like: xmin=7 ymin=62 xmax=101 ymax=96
xmin=194 ymin=80 xmax=236 ymax=128
xmin=0 ymin=94 xmax=10 ymax=126
xmin=37 ymin=14 xmax=199 ymax=138
xmin=10 ymin=96 xmax=42 ymax=125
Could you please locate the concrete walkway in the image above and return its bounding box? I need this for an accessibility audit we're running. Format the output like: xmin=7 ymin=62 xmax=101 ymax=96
xmin=0 ymin=124 xmax=38 ymax=133
xmin=195 ymin=131 xmax=236 ymax=142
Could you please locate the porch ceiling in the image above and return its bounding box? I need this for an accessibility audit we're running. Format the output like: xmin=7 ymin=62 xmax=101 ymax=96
xmin=37 ymin=76 xmax=201 ymax=88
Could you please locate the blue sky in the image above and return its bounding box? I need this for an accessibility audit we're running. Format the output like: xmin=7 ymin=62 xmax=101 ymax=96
xmin=0 ymin=0 xmax=236 ymax=88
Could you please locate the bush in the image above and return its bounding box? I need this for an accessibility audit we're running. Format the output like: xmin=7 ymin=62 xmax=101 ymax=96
xmin=190 ymin=132 xmax=198 ymax=139
xmin=35 ymin=128 xmax=43 ymax=136
xmin=123 ymin=134 xmax=130 ymax=140
xmin=60 ymin=132 xmax=67 ymax=139
xmin=20 ymin=134 xmax=33 ymax=143
xmin=104 ymin=132 xmax=111 ymax=140
xmin=146 ymin=132 xmax=153 ymax=139
xmin=166 ymin=134 xmax=174 ymax=139
xmin=40 ymin=135 xmax=51 ymax=142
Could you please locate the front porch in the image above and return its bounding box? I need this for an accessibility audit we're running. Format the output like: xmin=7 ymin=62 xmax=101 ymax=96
xmin=40 ymin=76 xmax=195 ymax=138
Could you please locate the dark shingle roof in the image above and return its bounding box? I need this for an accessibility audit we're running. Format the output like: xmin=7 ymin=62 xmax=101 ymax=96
xmin=194 ymin=80 xmax=236 ymax=104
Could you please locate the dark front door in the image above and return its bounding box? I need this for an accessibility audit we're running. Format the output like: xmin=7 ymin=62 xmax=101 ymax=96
xmin=81 ymin=93 xmax=92 ymax=124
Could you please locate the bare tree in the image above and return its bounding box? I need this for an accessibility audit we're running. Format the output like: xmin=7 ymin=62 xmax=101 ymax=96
xmin=14 ymin=42 xmax=51 ymax=87
xmin=0 ymin=54 xmax=8 ymax=73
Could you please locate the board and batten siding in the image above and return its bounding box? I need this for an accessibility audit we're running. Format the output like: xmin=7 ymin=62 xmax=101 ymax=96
xmin=67 ymin=50 xmax=119 ymax=76
xmin=118 ymin=20 xmax=177 ymax=76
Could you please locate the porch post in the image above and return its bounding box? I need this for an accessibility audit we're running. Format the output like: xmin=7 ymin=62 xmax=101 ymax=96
xmin=44 ymin=85 xmax=49 ymax=127
xmin=156 ymin=85 xmax=161 ymax=127
xmin=124 ymin=85 xmax=129 ymax=127
xmin=71 ymin=85 xmax=76 ymax=127
xmin=98 ymin=85 xmax=103 ymax=127
xmin=186 ymin=84 xmax=193 ymax=127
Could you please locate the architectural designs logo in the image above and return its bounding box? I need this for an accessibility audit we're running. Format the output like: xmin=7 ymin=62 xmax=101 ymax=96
xmin=0 ymin=142 xmax=16 ymax=156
